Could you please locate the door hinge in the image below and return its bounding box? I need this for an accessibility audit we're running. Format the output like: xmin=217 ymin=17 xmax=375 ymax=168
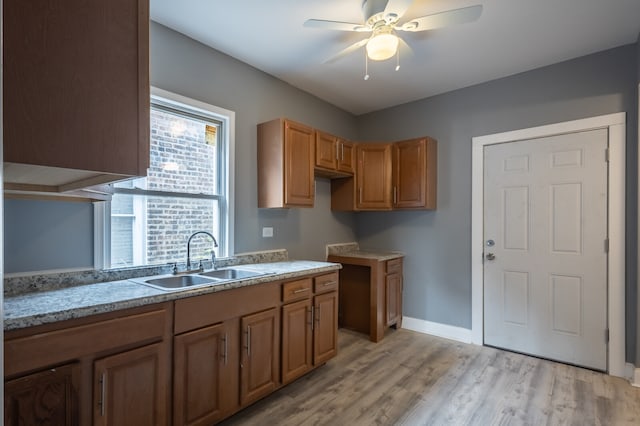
xmin=605 ymin=148 xmax=610 ymax=162
xmin=604 ymin=238 xmax=609 ymax=253
xmin=605 ymin=329 xmax=610 ymax=343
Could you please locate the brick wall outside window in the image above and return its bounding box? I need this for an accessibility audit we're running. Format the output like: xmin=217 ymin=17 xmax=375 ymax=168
xmin=111 ymin=109 xmax=220 ymax=268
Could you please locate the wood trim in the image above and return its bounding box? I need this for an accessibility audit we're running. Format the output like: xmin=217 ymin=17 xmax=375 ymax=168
xmin=470 ymin=112 xmax=626 ymax=377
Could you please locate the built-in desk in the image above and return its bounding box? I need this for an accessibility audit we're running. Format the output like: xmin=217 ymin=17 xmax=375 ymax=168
xmin=327 ymin=249 xmax=404 ymax=342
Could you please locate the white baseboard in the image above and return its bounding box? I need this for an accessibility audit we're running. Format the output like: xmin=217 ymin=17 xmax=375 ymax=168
xmin=627 ymin=363 xmax=640 ymax=387
xmin=402 ymin=317 xmax=473 ymax=344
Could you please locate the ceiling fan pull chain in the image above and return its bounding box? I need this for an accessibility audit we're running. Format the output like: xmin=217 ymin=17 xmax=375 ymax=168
xmin=364 ymin=50 xmax=370 ymax=80
xmin=395 ymin=46 xmax=400 ymax=71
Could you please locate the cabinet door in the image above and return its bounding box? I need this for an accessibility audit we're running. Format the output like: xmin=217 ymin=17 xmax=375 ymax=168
xmin=240 ymin=308 xmax=279 ymax=406
xmin=385 ymin=272 xmax=402 ymax=326
xmin=356 ymin=144 xmax=392 ymax=210
xmin=393 ymin=137 xmax=437 ymax=209
xmin=315 ymin=130 xmax=337 ymax=170
xmin=5 ymin=363 xmax=80 ymax=426
xmin=284 ymin=120 xmax=315 ymax=206
xmin=174 ymin=322 xmax=235 ymax=426
xmin=282 ymin=299 xmax=313 ymax=384
xmin=337 ymin=140 xmax=355 ymax=174
xmin=313 ymin=292 xmax=339 ymax=365
xmin=4 ymin=0 xmax=149 ymax=178
xmin=94 ymin=343 xmax=167 ymax=426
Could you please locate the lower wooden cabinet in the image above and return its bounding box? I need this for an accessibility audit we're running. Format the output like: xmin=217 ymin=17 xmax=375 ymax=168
xmin=240 ymin=308 xmax=280 ymax=405
xmin=385 ymin=258 xmax=403 ymax=328
xmin=6 ymin=271 xmax=339 ymax=425
xmin=313 ymin=291 xmax=339 ymax=364
xmin=94 ymin=343 xmax=168 ymax=426
xmin=281 ymin=273 xmax=339 ymax=384
xmin=281 ymin=299 xmax=313 ymax=384
xmin=5 ymin=363 xmax=80 ymax=426
xmin=4 ymin=304 xmax=172 ymax=426
xmin=173 ymin=320 xmax=239 ymax=426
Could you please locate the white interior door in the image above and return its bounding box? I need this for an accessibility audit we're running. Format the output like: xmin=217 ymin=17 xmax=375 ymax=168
xmin=483 ymin=129 xmax=608 ymax=371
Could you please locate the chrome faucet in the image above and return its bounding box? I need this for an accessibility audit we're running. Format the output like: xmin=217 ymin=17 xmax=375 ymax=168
xmin=186 ymin=231 xmax=218 ymax=271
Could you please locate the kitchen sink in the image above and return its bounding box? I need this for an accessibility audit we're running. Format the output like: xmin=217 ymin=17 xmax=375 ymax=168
xmin=199 ymin=268 xmax=265 ymax=280
xmin=131 ymin=274 xmax=223 ymax=291
xmin=144 ymin=275 xmax=219 ymax=289
xmin=130 ymin=268 xmax=268 ymax=291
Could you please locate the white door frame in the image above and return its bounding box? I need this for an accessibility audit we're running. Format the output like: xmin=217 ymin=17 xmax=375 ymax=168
xmin=471 ymin=112 xmax=626 ymax=377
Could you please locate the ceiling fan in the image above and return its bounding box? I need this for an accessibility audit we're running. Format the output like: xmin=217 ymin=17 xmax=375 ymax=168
xmin=304 ymin=0 xmax=482 ymax=69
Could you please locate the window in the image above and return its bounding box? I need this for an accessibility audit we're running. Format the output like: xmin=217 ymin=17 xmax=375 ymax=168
xmin=98 ymin=88 xmax=235 ymax=269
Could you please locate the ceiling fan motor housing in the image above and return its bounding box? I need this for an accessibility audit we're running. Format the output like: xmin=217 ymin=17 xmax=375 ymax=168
xmin=363 ymin=0 xmax=399 ymax=24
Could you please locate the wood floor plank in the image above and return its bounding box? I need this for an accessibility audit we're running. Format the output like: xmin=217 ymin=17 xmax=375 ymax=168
xmin=220 ymin=329 xmax=640 ymax=426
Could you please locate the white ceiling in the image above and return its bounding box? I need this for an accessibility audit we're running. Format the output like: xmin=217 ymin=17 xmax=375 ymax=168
xmin=151 ymin=0 xmax=640 ymax=115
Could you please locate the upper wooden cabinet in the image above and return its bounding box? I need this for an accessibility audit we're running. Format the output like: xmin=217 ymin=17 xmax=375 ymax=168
xmin=3 ymin=0 xmax=150 ymax=194
xmin=392 ymin=137 xmax=437 ymax=210
xmin=332 ymin=138 xmax=437 ymax=211
xmin=329 ymin=143 xmax=393 ymax=211
xmin=357 ymin=143 xmax=393 ymax=210
xmin=315 ymin=130 xmax=354 ymax=177
xmin=258 ymin=118 xmax=315 ymax=208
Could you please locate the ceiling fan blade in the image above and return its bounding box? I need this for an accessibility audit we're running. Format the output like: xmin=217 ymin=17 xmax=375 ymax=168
xmin=324 ymin=39 xmax=369 ymax=64
xmin=398 ymin=4 xmax=483 ymax=32
xmin=304 ymin=19 xmax=370 ymax=32
xmin=383 ymin=0 xmax=414 ymax=19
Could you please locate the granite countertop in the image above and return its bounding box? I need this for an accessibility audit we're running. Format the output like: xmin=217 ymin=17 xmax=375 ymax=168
xmin=4 ymin=259 xmax=341 ymax=331
xmin=326 ymin=242 xmax=404 ymax=262
xmin=328 ymin=250 xmax=404 ymax=261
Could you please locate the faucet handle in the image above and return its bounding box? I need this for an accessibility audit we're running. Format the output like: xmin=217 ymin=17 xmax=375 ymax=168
xmin=168 ymin=262 xmax=178 ymax=275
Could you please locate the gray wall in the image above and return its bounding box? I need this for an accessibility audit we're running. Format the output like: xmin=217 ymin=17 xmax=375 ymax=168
xmin=150 ymin=23 xmax=357 ymax=261
xmin=4 ymin=199 xmax=93 ymax=272
xmin=355 ymin=45 xmax=639 ymax=362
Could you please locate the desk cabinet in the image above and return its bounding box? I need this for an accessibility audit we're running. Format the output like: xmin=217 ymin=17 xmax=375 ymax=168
xmin=328 ymin=254 xmax=403 ymax=342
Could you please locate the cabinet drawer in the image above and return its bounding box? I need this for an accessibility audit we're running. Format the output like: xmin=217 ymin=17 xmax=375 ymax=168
xmin=282 ymin=278 xmax=312 ymax=303
xmin=386 ymin=258 xmax=402 ymax=274
xmin=314 ymin=272 xmax=338 ymax=294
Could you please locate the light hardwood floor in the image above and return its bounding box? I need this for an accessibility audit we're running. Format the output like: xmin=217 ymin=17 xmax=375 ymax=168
xmin=220 ymin=328 xmax=640 ymax=425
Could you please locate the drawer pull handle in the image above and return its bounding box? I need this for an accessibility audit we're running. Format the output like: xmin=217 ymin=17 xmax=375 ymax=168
xmin=222 ymin=333 xmax=228 ymax=366
xmin=293 ymin=288 xmax=309 ymax=294
xmin=245 ymin=326 xmax=251 ymax=357
xmin=99 ymin=373 xmax=106 ymax=416
xmin=322 ymin=281 xmax=336 ymax=287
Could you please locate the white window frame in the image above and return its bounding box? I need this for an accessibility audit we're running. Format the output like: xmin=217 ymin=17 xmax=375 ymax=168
xmin=94 ymin=87 xmax=235 ymax=269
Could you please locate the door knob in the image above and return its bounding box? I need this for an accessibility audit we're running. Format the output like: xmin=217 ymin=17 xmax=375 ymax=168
xmin=486 ymin=253 xmax=496 ymax=261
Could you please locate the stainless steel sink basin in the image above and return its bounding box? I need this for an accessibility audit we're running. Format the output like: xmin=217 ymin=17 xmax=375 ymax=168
xmin=130 ymin=268 xmax=267 ymax=291
xmin=131 ymin=274 xmax=222 ymax=291
xmin=199 ymin=268 xmax=264 ymax=280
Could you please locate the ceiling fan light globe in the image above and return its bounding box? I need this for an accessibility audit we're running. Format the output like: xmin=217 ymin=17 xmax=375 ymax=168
xmin=366 ymin=33 xmax=399 ymax=61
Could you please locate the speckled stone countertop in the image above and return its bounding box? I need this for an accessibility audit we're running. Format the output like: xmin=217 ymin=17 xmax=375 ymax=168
xmin=326 ymin=242 xmax=404 ymax=261
xmin=4 ymin=251 xmax=341 ymax=331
